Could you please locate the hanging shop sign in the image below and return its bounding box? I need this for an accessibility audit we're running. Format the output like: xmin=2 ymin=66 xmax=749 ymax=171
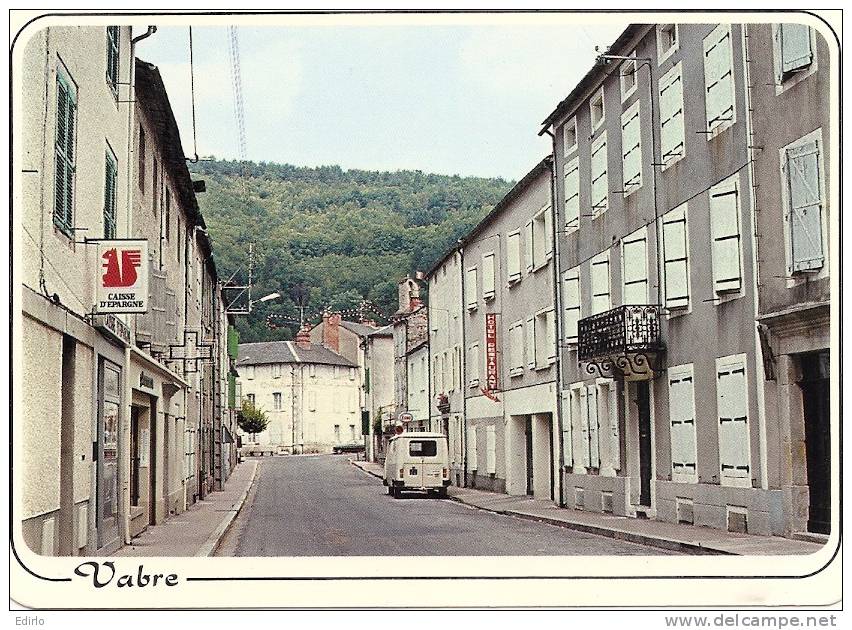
xmin=96 ymin=240 xmax=148 ymax=313
xmin=485 ymin=313 xmax=499 ymax=392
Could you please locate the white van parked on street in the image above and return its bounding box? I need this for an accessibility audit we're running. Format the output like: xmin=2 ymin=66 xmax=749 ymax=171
xmin=383 ymin=432 xmax=450 ymax=498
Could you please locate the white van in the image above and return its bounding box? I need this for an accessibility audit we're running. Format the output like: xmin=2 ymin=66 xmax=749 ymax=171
xmin=383 ymin=432 xmax=450 ymax=498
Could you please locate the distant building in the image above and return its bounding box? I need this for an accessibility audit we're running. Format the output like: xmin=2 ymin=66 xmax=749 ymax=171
xmin=392 ymin=278 xmax=429 ymax=432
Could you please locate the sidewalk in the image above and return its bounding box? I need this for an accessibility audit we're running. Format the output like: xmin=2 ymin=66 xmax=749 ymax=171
xmin=350 ymin=460 xmax=823 ymax=556
xmin=113 ymin=459 xmax=258 ymax=557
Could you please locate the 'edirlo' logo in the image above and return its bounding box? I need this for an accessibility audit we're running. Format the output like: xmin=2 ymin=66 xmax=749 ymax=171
xmin=102 ymin=248 xmax=142 ymax=288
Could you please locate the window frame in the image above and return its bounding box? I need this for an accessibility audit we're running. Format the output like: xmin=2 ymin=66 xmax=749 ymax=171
xmin=589 ymin=86 xmax=605 ymax=132
xmin=468 ymin=342 xmax=481 ymax=388
xmin=562 ymin=116 xmax=578 ymax=157
xmin=703 ymin=24 xmax=737 ymax=137
xmin=106 ymin=26 xmax=120 ymax=98
xmin=621 ymin=226 xmax=649 ymax=305
xmin=103 ymin=146 xmax=118 ymax=239
xmin=620 ymin=51 xmax=638 ymax=102
xmin=659 ymin=61 xmax=686 ymax=170
xmin=661 ymin=203 xmax=691 ymax=313
xmin=709 ymin=174 xmax=744 ymax=297
xmin=508 ymin=321 xmax=524 ymax=377
xmin=482 ymin=252 xmax=496 ymax=300
xmin=465 ymin=266 xmax=478 ymax=311
xmin=590 ymin=132 xmax=609 ymax=218
xmin=620 ymin=100 xmax=642 ymax=197
xmin=656 ymin=24 xmax=679 ymax=65
xmin=668 ymin=363 xmax=698 ymax=484
xmin=562 ymin=266 xmax=581 ymax=347
xmin=53 ymin=68 xmax=78 ymax=236
xmin=773 ymin=23 xmax=817 ymax=92
xmin=564 ymin=155 xmax=580 ymax=234
xmin=716 ymin=353 xmax=752 ymax=488
xmin=506 ymin=230 xmax=522 ymax=284
xmin=590 ymin=250 xmax=611 ymax=316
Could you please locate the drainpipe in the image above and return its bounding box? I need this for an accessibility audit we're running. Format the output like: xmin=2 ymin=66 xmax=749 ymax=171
xmin=458 ymin=240 xmax=467 ymax=486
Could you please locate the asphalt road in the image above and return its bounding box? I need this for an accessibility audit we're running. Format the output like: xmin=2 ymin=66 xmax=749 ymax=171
xmin=218 ymin=454 xmax=680 ymax=556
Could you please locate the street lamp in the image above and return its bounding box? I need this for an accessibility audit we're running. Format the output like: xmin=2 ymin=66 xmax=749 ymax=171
xmin=252 ymin=292 xmax=280 ymax=307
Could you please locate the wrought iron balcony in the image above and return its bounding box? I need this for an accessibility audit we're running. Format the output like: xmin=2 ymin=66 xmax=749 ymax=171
xmin=577 ymin=305 xmax=664 ymax=380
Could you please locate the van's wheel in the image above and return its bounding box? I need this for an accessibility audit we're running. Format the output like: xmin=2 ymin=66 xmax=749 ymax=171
xmin=436 ymin=488 xmax=447 ymax=499
xmin=387 ymin=483 xmax=393 ymax=495
xmin=391 ymin=486 xmax=400 ymax=499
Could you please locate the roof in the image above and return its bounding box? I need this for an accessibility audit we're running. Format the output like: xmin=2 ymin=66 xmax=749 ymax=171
xmin=339 ymin=321 xmax=381 ymax=337
xmin=365 ymin=324 xmax=393 ymax=338
xmin=425 ymin=156 xmax=552 ymax=279
xmin=236 ymin=341 xmax=357 ymax=368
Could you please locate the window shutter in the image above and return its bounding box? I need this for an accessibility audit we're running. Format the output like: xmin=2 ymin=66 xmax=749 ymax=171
xmin=780 ymin=24 xmax=813 ymax=75
xmin=709 ymin=181 xmax=742 ymax=293
xmin=590 ymin=252 xmax=611 ymax=315
xmin=468 ymin=426 xmax=478 ymax=470
xmin=482 ymin=254 xmax=495 ymax=298
xmin=525 ymin=317 xmax=536 ymax=369
xmin=468 ymin=344 xmax=480 ymax=384
xmin=591 ymin=135 xmax=608 ymax=215
xmin=621 ymin=103 xmax=642 ymax=192
xmin=524 ymin=221 xmax=534 ymax=272
xmin=662 ymin=207 xmax=690 ymax=309
xmin=54 ymin=77 xmax=77 ymax=231
xmin=544 ymin=206 xmax=553 ymax=257
xmin=103 ymin=153 xmax=117 ymax=239
xmin=510 ymin=324 xmax=523 ymax=372
xmin=563 ymin=268 xmax=581 ymax=344
xmin=717 ymin=361 xmax=750 ymax=480
xmin=546 ymin=309 xmax=556 ymax=362
xmin=465 ymin=267 xmax=477 ymax=309
xmin=607 ymin=383 xmax=620 ymax=470
xmin=668 ymin=366 xmax=697 ymax=477
xmin=578 ymin=387 xmax=590 ymax=468
xmin=564 ymin=157 xmax=580 ymax=230
xmin=507 ymin=233 xmax=521 ymax=280
xmin=704 ymin=26 xmax=734 ymax=131
xmin=785 ymin=140 xmax=824 ymax=272
xmin=562 ymin=390 xmax=573 ymax=468
xmin=587 ymin=385 xmax=600 ymax=468
xmin=622 ymin=229 xmax=648 ymax=305
xmin=659 ymin=65 xmax=685 ymax=162
xmin=486 ymin=425 xmax=496 ymax=474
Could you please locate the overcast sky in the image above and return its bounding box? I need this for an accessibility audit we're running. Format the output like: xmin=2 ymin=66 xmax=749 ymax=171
xmin=135 ymin=20 xmax=626 ymax=181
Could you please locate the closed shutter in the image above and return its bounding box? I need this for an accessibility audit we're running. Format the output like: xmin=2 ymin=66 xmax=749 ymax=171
xmin=668 ymin=365 xmax=697 ymax=478
xmin=507 ymin=232 xmax=521 ymax=281
xmin=54 ymin=75 xmax=77 ymax=232
xmin=607 ymin=383 xmax=620 ymax=470
xmin=562 ymin=268 xmax=581 ymax=344
xmin=525 ymin=317 xmax=536 ymax=370
xmin=103 ymin=152 xmax=117 ymax=238
xmin=622 ymin=228 xmax=648 ymax=304
xmin=561 ymin=390 xmax=573 ymax=468
xmin=465 ymin=267 xmax=477 ymax=309
xmin=482 ymin=253 xmax=495 ymax=298
xmin=577 ymin=387 xmax=590 ymax=468
xmin=544 ymin=206 xmax=554 ymax=257
xmin=468 ymin=344 xmax=480 ymax=385
xmin=704 ymin=25 xmax=735 ymax=131
xmin=590 ymin=251 xmax=611 ymax=315
xmin=564 ymin=157 xmax=580 ymax=231
xmin=659 ymin=64 xmax=685 ymax=162
xmin=662 ymin=206 xmax=690 ymax=309
xmin=591 ymin=134 xmax=608 ymax=215
xmin=586 ymin=385 xmax=600 ymax=469
xmin=164 ymin=288 xmax=177 ymax=343
xmin=106 ymin=26 xmax=120 ymax=90
xmin=468 ymin=426 xmax=478 ymax=471
xmin=546 ymin=309 xmax=556 ymax=362
xmin=785 ymin=139 xmax=824 ymax=272
xmin=524 ymin=221 xmax=534 ymax=272
xmin=486 ymin=425 xmax=496 ymax=474
xmin=709 ymin=179 xmax=742 ymax=293
xmin=779 ymin=24 xmax=813 ymax=76
xmin=510 ymin=324 xmax=524 ymax=372
xmin=717 ymin=359 xmax=750 ymax=480
xmin=621 ymin=102 xmax=642 ymax=192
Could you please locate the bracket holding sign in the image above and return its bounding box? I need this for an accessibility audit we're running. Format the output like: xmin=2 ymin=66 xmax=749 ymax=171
xmin=168 ymin=329 xmax=214 ymax=374
xmin=95 ymin=239 xmax=149 ymax=314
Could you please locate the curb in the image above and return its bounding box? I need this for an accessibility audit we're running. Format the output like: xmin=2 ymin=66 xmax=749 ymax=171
xmin=350 ymin=459 xmax=383 ymax=480
xmin=195 ymin=460 xmax=259 ymax=557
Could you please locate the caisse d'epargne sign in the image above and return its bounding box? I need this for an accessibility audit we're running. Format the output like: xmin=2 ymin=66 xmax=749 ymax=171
xmin=96 ymin=240 xmax=149 ymax=313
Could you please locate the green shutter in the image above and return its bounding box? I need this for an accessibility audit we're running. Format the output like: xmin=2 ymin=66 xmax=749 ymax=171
xmin=103 ymin=153 xmax=117 ymax=238
xmin=228 ymin=373 xmax=237 ymax=409
xmin=228 ymin=326 xmax=240 ymax=359
xmin=364 ymin=367 xmax=371 ymax=394
xmin=54 ymin=75 xmax=76 ymax=233
xmin=106 ymin=26 xmax=120 ymax=91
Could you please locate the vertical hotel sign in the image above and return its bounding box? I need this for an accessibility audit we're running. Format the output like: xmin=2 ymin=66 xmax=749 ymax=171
xmin=96 ymin=240 xmax=149 ymax=313
xmin=485 ymin=313 xmax=499 ymax=392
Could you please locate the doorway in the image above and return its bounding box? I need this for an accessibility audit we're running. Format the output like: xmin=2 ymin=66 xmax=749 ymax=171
xmin=525 ymin=417 xmax=534 ymax=496
xmin=130 ymin=406 xmax=140 ymax=509
xmin=800 ymin=352 xmax=830 ymax=534
xmin=637 ymin=382 xmax=652 ymax=508
xmin=96 ymin=360 xmax=121 ymax=550
xmin=148 ymin=398 xmax=157 ymax=526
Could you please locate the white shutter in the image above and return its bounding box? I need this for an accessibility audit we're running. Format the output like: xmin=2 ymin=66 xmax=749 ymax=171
xmin=587 ymin=385 xmax=600 ymax=469
xmin=577 ymin=387 xmax=590 ymax=468
xmin=785 ymin=139 xmax=824 ymax=272
xmin=564 ymin=157 xmax=580 ymax=231
xmin=525 ymin=317 xmax=536 ymax=369
xmin=465 ymin=267 xmax=478 ymax=309
xmin=603 ymin=382 xmax=620 ymax=470
xmin=717 ymin=358 xmax=750 ymax=480
xmin=668 ymin=365 xmax=697 ymax=478
xmin=779 ymin=24 xmax=813 ymax=75
xmin=509 ymin=324 xmax=521 ymax=372
xmin=562 ymin=268 xmax=581 ymax=344
xmin=662 ymin=205 xmax=689 ymax=309
xmin=482 ymin=253 xmax=495 ymax=298
xmin=468 ymin=344 xmax=480 ymax=385
xmin=524 ymin=221 xmax=534 ymax=272
xmin=621 ymin=102 xmax=642 ymax=192
xmin=591 ymin=134 xmax=608 ymax=215
xmin=710 ymin=179 xmax=742 ymax=293
xmin=561 ymin=390 xmax=573 ymax=468
xmin=590 ymin=251 xmax=611 ymax=315
xmin=546 ymin=309 xmax=556 ymax=362
xmin=507 ymin=232 xmax=521 ymax=281
xmin=544 ymin=206 xmax=553 ymax=257
xmin=486 ymin=425 xmax=496 ymax=474
xmin=659 ymin=63 xmax=685 ymax=162
xmin=622 ymin=227 xmax=648 ymax=305
xmin=703 ymin=25 xmax=735 ymax=131
xmin=467 ymin=426 xmax=478 ymax=471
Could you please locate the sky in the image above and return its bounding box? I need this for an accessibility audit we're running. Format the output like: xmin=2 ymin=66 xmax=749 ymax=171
xmin=136 ymin=20 xmax=627 ymax=181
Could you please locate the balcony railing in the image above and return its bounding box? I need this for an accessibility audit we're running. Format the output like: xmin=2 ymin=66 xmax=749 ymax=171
xmin=578 ymin=305 xmax=664 ymax=379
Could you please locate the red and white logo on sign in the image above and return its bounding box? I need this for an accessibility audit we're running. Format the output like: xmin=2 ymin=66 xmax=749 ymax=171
xmin=102 ymin=248 xmax=142 ymax=288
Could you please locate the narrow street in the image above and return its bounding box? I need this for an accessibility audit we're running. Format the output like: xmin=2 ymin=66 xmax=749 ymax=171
xmin=217 ymin=455 xmax=681 ymax=556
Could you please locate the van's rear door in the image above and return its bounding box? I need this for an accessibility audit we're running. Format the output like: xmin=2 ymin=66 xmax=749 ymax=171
xmin=408 ymin=438 xmax=442 ymax=488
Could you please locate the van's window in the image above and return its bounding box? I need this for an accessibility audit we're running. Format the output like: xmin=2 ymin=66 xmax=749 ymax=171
xmin=409 ymin=440 xmax=437 ymax=457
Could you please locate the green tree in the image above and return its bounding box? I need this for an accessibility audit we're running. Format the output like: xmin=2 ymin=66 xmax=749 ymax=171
xmin=238 ymin=399 xmax=270 ymax=437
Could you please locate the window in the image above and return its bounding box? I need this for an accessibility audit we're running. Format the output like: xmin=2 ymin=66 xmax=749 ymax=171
xmin=562 ymin=267 xmax=581 ymax=345
xmin=244 ymin=365 xmax=255 ymax=380
xmin=334 ymin=365 xmax=340 ymax=379
xmin=485 ymin=425 xmax=496 ymax=474
xmin=103 ymin=150 xmax=118 ymax=239
xmin=465 ymin=267 xmax=478 ymax=311
xmin=524 ymin=220 xmax=534 ymax=272
xmin=364 ymin=367 xmax=371 ymax=393
xmin=467 ymin=427 xmax=478 ymax=470
xmin=534 ymin=309 xmax=556 ymax=369
xmin=597 ymin=380 xmax=620 ymax=472
xmin=349 ymin=367 xmax=356 ymax=380
xmin=177 ymin=216 xmax=182 ymax=262
xmin=777 ymin=23 xmax=813 ymax=82
xmin=246 ymin=393 xmax=255 ymax=406
xmin=716 ymin=355 xmax=751 ymax=486
xmin=350 ymin=425 xmax=357 ymax=441
xmin=661 ymin=204 xmax=690 ymax=310
xmin=703 ymin=25 xmax=735 ymax=134
xmin=308 ymin=390 xmax=317 ymax=411
xmin=659 ymin=62 xmax=685 ymax=167
xmin=525 ymin=317 xmax=535 ymax=370
xmin=152 ymin=157 xmax=159 ymax=214
xmin=334 ymin=425 xmax=341 ymax=442
xmin=590 ymin=133 xmax=608 ymax=217
xmin=137 ymin=125 xmax=146 ymax=190
xmin=106 ymin=26 xmax=120 ymax=95
xmin=657 ymin=24 xmax=678 ymax=63
xmin=531 ymin=206 xmax=553 ymax=269
xmin=590 ymin=87 xmax=605 ymax=130
xmin=410 ymin=440 xmax=438 ymax=457
xmin=709 ymin=175 xmax=743 ymax=294
xmin=54 ymin=71 xmax=77 ymax=234
xmin=468 ymin=343 xmax=480 ymax=387
xmin=620 ymin=52 xmax=638 ymax=101
xmin=573 ymin=384 xmax=600 ymax=470
xmin=590 ymin=250 xmax=611 ymax=315
xmin=482 ymin=253 xmax=496 ymax=299
xmin=507 ymin=231 xmax=521 ymax=283
xmin=563 ymin=117 xmax=577 ymax=155
xmin=564 ymin=156 xmax=580 ymax=232
xmin=309 ymin=364 xmax=316 ymax=378
xmin=783 ymin=133 xmax=825 ymax=273
xmin=621 ymin=227 xmax=648 ymax=304
xmin=621 ymin=101 xmax=642 ymax=195
xmin=272 ymin=363 xmax=281 ymax=378
xmin=509 ymin=322 xmax=524 ymax=376
xmin=164 ymin=189 xmax=171 ymax=241
xmin=273 ymin=392 xmax=282 ymax=410
xmin=668 ymin=364 xmax=697 ymax=482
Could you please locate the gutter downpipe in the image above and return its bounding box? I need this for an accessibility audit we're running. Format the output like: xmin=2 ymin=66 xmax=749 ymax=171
xmin=458 ymin=240 xmax=468 ymax=487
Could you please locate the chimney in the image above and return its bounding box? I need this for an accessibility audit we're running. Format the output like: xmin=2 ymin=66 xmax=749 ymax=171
xmin=322 ymin=311 xmax=341 ymax=353
xmin=397 ymin=277 xmax=420 ymax=313
xmin=295 ymin=324 xmax=312 ymax=350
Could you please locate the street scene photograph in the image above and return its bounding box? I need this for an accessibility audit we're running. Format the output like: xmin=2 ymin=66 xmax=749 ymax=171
xmin=9 ymin=8 xmax=840 ymax=610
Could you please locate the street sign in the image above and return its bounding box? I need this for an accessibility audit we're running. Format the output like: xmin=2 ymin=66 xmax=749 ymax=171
xmin=399 ymin=411 xmax=413 ymax=423
xmin=96 ymin=239 xmax=149 ymax=313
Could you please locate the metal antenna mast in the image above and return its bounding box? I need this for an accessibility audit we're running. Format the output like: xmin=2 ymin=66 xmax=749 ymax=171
xmin=227 ymin=26 xmax=248 ymax=159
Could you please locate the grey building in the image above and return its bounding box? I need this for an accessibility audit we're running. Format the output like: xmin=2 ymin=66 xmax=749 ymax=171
xmin=542 ymin=24 xmax=777 ymax=534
